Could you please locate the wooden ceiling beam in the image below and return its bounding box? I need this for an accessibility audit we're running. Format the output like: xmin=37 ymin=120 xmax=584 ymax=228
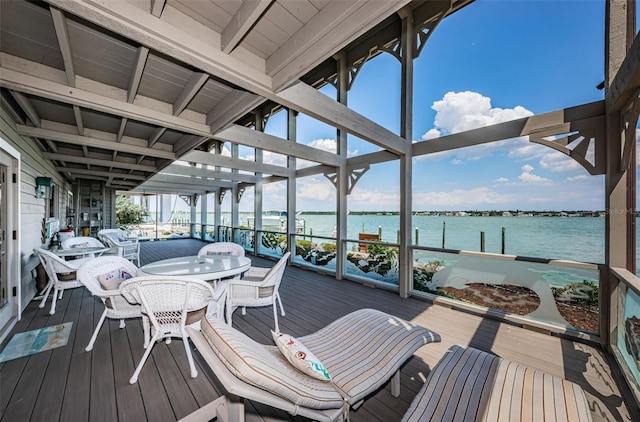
xmin=214 ymin=124 xmax=343 ymax=166
xmin=55 ymin=167 xmax=147 ymax=180
xmin=206 ymin=90 xmax=263 ymax=132
xmin=50 ymin=6 xmax=76 ymax=87
xmin=267 ymin=0 xmax=411 ymax=90
xmin=73 ymin=105 xmax=84 ymax=135
xmin=173 ymin=72 xmax=209 ymax=116
xmin=0 ymin=61 xmax=212 ymax=138
xmin=181 ymin=150 xmax=291 ymax=177
xmin=162 ymin=164 xmax=257 ymax=183
xmin=276 ymin=81 xmax=409 ymax=155
xmin=221 ymin=0 xmax=274 ymax=54
xmin=128 ymin=46 xmax=149 ymax=103
xmin=17 ymin=125 xmax=176 ymax=160
xmin=42 ymin=152 xmax=157 ymax=172
xmin=8 ymin=90 xmax=41 ymax=127
xmin=140 ymin=176 xmax=234 ymax=190
xmin=150 ymin=0 xmax=166 ymax=18
xmin=7 ymin=90 xmax=59 ymax=153
xmin=45 ymin=0 xmax=412 ymax=156
xmin=412 ymin=101 xmax=605 ymax=156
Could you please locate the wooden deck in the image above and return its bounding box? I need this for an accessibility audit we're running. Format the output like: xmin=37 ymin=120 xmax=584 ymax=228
xmin=1 ymin=239 xmax=636 ymax=421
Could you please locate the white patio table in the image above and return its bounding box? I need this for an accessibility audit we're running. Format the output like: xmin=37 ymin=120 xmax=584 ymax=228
xmin=136 ymin=255 xmax=251 ymax=285
xmin=52 ymin=246 xmax=110 ymax=259
xmin=136 ymin=255 xmax=251 ymax=321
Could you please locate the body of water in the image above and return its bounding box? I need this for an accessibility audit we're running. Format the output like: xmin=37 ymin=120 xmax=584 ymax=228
xmin=300 ymin=214 xmax=606 ymax=264
xmin=208 ymin=212 xmax=616 ymax=265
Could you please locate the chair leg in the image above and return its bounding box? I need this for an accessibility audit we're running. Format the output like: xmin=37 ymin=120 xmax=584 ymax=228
xmin=142 ymin=316 xmax=150 ymax=349
xmin=273 ymin=302 xmax=279 ymax=333
xmin=39 ymin=281 xmax=53 ymax=309
xmin=119 ymin=319 xmax=126 ymax=328
xmin=58 ymin=289 xmax=64 ymax=299
xmin=226 ymin=305 xmax=233 ymax=327
xmin=130 ymin=333 xmax=158 ymax=384
xmin=182 ymin=329 xmax=197 ymax=378
xmin=276 ymin=292 xmax=285 ymax=316
xmin=216 ymin=299 xmax=225 ymax=322
xmin=86 ymin=309 xmax=108 ymax=352
xmin=49 ymin=287 xmax=59 ymax=315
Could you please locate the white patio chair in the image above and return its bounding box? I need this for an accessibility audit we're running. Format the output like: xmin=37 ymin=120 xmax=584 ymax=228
xmin=100 ymin=231 xmax=140 ymax=266
xmin=61 ymin=236 xmax=106 ymax=257
xmin=197 ymin=242 xmax=245 ymax=257
xmin=76 ymin=256 xmax=146 ymax=352
xmin=119 ymin=276 xmax=216 ymax=384
xmin=226 ymin=252 xmax=290 ymax=332
xmin=33 ymin=248 xmax=91 ymax=315
xmin=197 ymin=242 xmax=246 ymax=317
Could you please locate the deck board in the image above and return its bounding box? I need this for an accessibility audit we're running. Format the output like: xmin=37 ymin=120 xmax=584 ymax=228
xmin=0 ymin=239 xmax=635 ymax=421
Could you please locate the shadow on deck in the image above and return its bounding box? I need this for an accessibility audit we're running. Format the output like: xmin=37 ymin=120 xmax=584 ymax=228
xmin=0 ymin=239 xmax=634 ymax=421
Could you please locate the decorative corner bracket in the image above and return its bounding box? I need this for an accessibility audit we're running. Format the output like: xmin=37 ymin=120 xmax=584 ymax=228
xmin=620 ymin=88 xmax=640 ymax=171
xmin=413 ymin=3 xmax=451 ymax=58
xmin=217 ymin=188 xmax=227 ymax=205
xmin=528 ymin=116 xmax=606 ymax=175
xmin=323 ymin=165 xmax=370 ymax=194
xmin=236 ymin=183 xmax=249 ymax=202
xmin=179 ymin=194 xmax=193 ymax=207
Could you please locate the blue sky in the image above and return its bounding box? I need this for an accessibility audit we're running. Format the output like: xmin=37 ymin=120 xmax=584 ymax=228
xmin=231 ymin=0 xmax=612 ymax=213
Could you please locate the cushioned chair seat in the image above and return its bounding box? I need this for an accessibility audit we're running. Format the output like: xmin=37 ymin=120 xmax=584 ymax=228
xmin=402 ymin=345 xmax=593 ymax=422
xmin=299 ymin=308 xmax=441 ymax=405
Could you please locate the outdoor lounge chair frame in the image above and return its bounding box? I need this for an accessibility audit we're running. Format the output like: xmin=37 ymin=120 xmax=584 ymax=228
xmin=182 ymin=308 xmax=441 ymax=422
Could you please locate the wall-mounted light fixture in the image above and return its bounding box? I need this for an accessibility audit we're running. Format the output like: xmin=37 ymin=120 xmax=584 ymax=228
xmin=36 ymin=177 xmax=53 ymax=199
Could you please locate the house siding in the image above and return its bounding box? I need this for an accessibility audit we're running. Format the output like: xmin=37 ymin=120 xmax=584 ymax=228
xmin=0 ymin=106 xmax=73 ymax=312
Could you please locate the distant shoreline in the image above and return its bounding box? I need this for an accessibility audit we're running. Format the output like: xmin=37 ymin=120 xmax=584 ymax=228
xmin=296 ymin=210 xmax=612 ymax=217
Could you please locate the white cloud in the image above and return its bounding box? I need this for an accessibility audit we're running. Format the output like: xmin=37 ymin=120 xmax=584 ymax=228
xmin=417 ymin=91 xmax=534 ymax=161
xmin=519 ymin=172 xmax=551 ymax=183
xmin=568 ymin=174 xmax=590 ymax=181
xmin=421 ymin=128 xmax=441 ymax=141
xmin=495 ymin=177 xmax=509 ymax=183
xmin=539 ymin=151 xmax=584 ymax=173
xmin=518 ymin=164 xmax=552 ymax=183
xmin=348 ymin=188 xmax=400 ymax=209
xmin=422 ymin=91 xmax=533 ymax=138
xmin=297 ymin=138 xmax=359 ymax=169
xmin=307 ymin=138 xmax=337 ymax=153
xmin=306 ymin=138 xmax=358 ymax=157
xmin=297 ymin=177 xmax=334 ymax=201
xmin=450 ymin=159 xmax=463 ymax=165
xmin=241 ymin=150 xmax=288 ymax=167
xmin=414 ymin=186 xmax=511 ymax=208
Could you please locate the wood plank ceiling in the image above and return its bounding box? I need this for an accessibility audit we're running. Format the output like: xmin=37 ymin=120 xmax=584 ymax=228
xmin=0 ymin=0 xmax=472 ymax=194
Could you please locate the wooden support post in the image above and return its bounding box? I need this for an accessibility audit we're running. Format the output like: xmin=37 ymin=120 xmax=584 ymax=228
xmin=442 ymin=221 xmax=446 ymax=249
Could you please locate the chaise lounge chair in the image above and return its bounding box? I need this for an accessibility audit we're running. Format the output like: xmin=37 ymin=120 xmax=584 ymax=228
xmin=402 ymin=345 xmax=593 ymax=422
xmin=183 ymin=308 xmax=441 ymax=422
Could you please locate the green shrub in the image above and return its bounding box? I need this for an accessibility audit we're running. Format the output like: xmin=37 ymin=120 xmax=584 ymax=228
xmin=321 ymin=242 xmax=336 ymax=253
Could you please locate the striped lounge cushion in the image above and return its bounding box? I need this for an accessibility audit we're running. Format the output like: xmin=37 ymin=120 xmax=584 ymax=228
xmin=298 ymin=308 xmax=442 ymax=405
xmin=402 ymin=345 xmax=593 ymax=422
xmin=200 ymin=316 xmax=344 ymax=410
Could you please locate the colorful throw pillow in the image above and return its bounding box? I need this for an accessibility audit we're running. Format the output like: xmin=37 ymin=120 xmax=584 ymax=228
xmin=97 ymin=268 xmax=133 ymax=290
xmin=272 ymin=331 xmax=331 ymax=381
